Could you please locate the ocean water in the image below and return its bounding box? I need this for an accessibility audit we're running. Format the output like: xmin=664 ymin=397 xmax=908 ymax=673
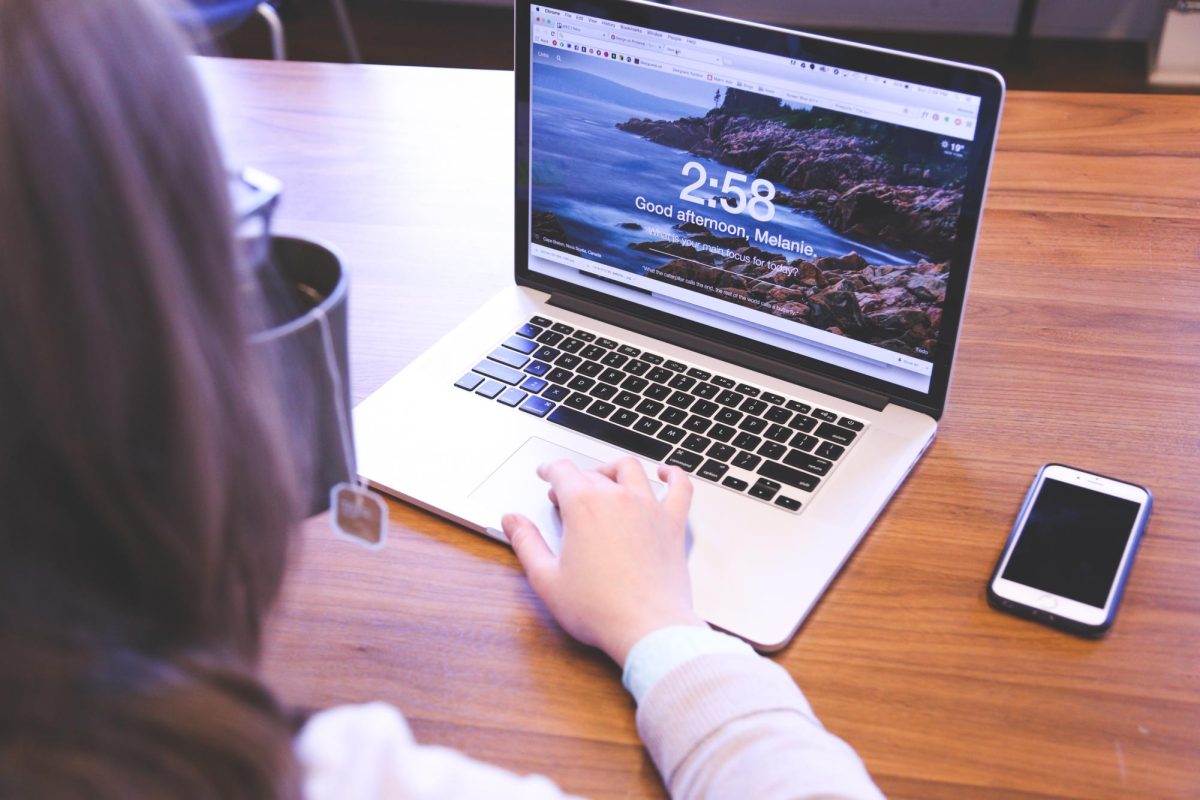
xmin=530 ymin=82 xmax=927 ymax=276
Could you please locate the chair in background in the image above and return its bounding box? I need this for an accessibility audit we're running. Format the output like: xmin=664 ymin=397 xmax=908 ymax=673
xmin=183 ymin=0 xmax=361 ymax=63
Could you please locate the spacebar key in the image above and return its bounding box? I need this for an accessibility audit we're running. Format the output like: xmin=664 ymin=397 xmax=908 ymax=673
xmin=547 ymin=406 xmax=672 ymax=460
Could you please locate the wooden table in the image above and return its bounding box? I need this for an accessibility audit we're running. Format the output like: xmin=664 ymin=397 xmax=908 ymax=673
xmin=198 ymin=58 xmax=1200 ymax=799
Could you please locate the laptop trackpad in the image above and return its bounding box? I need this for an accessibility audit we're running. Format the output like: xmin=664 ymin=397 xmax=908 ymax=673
xmin=468 ymin=437 xmax=663 ymax=555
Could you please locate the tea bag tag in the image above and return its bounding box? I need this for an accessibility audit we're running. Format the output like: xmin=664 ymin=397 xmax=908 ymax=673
xmin=331 ymin=481 xmax=386 ymax=549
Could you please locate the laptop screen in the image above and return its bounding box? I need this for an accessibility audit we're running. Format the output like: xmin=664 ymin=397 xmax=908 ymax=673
xmin=517 ymin=0 xmax=1003 ymax=413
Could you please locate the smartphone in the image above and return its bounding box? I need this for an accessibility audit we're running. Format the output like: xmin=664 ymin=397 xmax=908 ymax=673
xmin=988 ymin=464 xmax=1152 ymax=636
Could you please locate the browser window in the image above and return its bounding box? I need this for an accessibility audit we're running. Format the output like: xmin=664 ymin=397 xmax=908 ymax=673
xmin=527 ymin=3 xmax=984 ymax=393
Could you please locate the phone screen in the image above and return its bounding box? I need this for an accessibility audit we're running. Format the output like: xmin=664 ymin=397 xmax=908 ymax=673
xmin=1001 ymin=478 xmax=1141 ymax=608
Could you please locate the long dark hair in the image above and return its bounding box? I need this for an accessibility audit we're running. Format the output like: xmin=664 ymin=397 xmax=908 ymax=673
xmin=0 ymin=0 xmax=302 ymax=795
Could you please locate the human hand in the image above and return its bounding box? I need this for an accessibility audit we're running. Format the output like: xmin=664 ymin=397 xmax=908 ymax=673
xmin=501 ymin=457 xmax=706 ymax=666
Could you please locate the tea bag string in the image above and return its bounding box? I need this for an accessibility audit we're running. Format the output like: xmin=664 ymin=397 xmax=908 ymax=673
xmin=312 ymin=303 xmax=360 ymax=492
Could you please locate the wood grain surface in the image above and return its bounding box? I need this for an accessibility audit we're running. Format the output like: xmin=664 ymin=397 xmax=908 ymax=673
xmin=198 ymin=59 xmax=1200 ymax=799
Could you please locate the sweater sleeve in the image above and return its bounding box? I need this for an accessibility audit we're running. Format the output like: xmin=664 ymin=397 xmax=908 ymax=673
xmin=635 ymin=653 xmax=885 ymax=800
xmin=295 ymin=702 xmax=584 ymax=800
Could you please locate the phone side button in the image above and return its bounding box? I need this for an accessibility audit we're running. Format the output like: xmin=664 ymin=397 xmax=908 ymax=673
xmin=1035 ymin=594 xmax=1059 ymax=610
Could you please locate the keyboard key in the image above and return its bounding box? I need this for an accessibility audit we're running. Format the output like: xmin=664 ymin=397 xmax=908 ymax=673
xmin=565 ymin=392 xmax=591 ymax=409
xmin=765 ymin=424 xmax=792 ymax=443
xmin=708 ymin=423 xmax=736 ymax=442
xmin=640 ymin=352 xmax=664 ymax=364
xmin=697 ymin=460 xmax=729 ymax=482
xmin=758 ymin=442 xmax=786 ymax=460
xmin=715 ymin=407 xmax=743 ymax=426
xmin=783 ymin=450 xmax=833 ymax=476
xmin=601 ymin=351 xmax=628 ymax=368
xmin=454 ymin=373 xmax=484 ymax=391
xmin=497 ymin=388 xmax=527 ymax=407
xmin=530 ymin=315 xmax=552 ymax=327
xmin=503 ymin=335 xmax=539 ymax=355
xmin=816 ymin=441 xmax=845 ymax=460
xmin=475 ymin=379 xmax=504 ymax=398
xmin=551 ymin=322 xmax=574 ymax=334
xmin=694 ymin=382 xmax=720 ymax=399
xmin=775 ymin=495 xmax=802 ymax=512
xmin=620 ymin=376 xmax=649 ymax=393
xmin=660 ymin=407 xmax=688 ymax=425
xmin=546 ymin=367 xmax=573 ymax=385
xmin=520 ymin=377 xmax=548 ymax=394
xmin=633 ymin=417 xmax=663 ymax=435
xmin=733 ymin=451 xmax=761 ymax=471
xmin=733 ymin=432 xmax=762 ymax=450
xmin=657 ymin=425 xmax=685 ymax=444
xmin=577 ymin=361 xmax=603 ymax=378
xmin=519 ymin=396 xmax=555 ymax=417
xmin=749 ymin=479 xmax=780 ymax=501
xmin=587 ymin=400 xmax=616 ymax=419
xmin=786 ymin=400 xmax=812 ymax=414
xmin=567 ymin=375 xmax=595 ymax=392
xmin=664 ymin=359 xmax=687 ymax=372
xmin=573 ymin=330 xmax=596 ymax=342
xmin=618 ymin=344 xmax=641 ymax=357
xmin=789 ymin=415 xmax=818 ymax=433
xmin=532 ymin=345 xmax=560 ymax=362
xmin=536 ymin=330 xmax=564 ymax=346
xmin=711 ymin=375 xmax=736 ymax=388
xmin=589 ymin=383 xmax=617 ymax=401
xmin=613 ymin=391 xmax=639 ymax=408
xmin=707 ymin=443 xmax=736 ymax=461
xmin=811 ymin=408 xmax=837 ymax=422
xmin=764 ymin=406 xmax=792 ymax=424
xmin=716 ymin=390 xmax=744 ymax=407
xmin=816 ymin=422 xmax=857 ymax=445
xmin=581 ymin=344 xmax=606 ymax=360
xmin=611 ymin=409 xmax=638 ymax=427
xmin=647 ymin=367 xmax=673 ymax=383
xmin=543 ymin=385 xmax=571 ymax=402
xmin=596 ymin=337 xmax=618 ymax=349
xmin=736 ymin=383 xmax=760 ymax=397
xmin=666 ymin=449 xmax=702 ymax=472
xmin=473 ymin=359 xmax=523 ymax=385
xmin=635 ymin=398 xmax=664 ymax=416
xmin=516 ymin=322 xmax=541 ymax=339
xmin=687 ymin=367 xmax=712 ymax=381
xmin=740 ymin=398 xmax=768 ymax=416
xmin=683 ymin=415 xmax=712 ymax=434
xmin=489 ymin=347 xmax=528 ymax=369
xmin=623 ymin=360 xmax=650 ymax=376
xmin=791 ymin=432 xmax=818 ymax=451
xmin=524 ymin=360 xmax=551 ymax=377
xmin=667 ymin=374 xmax=696 ymax=392
xmin=722 ymin=476 xmax=749 ymax=491
xmin=645 ymin=384 xmax=671 ymax=400
xmin=758 ymin=461 xmax=820 ymax=492
xmin=555 ymin=353 xmax=582 ymax=370
xmin=559 ymin=337 xmax=585 ymax=354
xmin=691 ymin=400 xmax=720 ymax=418
xmin=547 ymin=406 xmax=672 ymax=460
xmin=761 ymin=392 xmax=785 ymax=405
xmin=666 ymin=392 xmax=695 ymax=409
xmin=682 ymin=434 xmax=711 ymax=453
xmin=838 ymin=417 xmax=864 ymax=431
xmin=738 ymin=417 xmax=767 ymax=434
xmin=598 ymin=367 xmax=625 ymax=385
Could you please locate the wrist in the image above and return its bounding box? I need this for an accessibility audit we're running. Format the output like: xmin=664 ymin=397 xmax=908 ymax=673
xmin=607 ymin=611 xmax=708 ymax=667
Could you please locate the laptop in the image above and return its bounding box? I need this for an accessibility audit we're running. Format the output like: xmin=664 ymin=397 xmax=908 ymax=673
xmin=353 ymin=0 xmax=1004 ymax=650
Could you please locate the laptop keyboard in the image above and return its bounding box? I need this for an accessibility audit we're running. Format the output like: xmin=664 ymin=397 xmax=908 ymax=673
xmin=453 ymin=315 xmax=867 ymax=513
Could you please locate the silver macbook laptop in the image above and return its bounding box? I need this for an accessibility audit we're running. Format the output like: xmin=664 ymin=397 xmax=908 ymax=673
xmin=354 ymin=0 xmax=1004 ymax=649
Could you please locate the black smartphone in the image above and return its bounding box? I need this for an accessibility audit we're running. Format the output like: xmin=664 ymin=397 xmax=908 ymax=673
xmin=987 ymin=463 xmax=1152 ymax=636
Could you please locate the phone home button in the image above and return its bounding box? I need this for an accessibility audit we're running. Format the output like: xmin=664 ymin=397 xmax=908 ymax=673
xmin=1035 ymin=594 xmax=1059 ymax=611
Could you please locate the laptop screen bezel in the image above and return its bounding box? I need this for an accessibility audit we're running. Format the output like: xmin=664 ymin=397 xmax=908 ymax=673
xmin=514 ymin=0 xmax=1004 ymax=419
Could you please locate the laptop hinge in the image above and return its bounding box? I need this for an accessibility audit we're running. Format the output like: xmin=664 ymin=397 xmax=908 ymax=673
xmin=548 ymin=293 xmax=890 ymax=412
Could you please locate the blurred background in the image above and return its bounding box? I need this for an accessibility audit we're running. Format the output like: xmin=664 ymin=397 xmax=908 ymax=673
xmin=219 ymin=0 xmax=1200 ymax=92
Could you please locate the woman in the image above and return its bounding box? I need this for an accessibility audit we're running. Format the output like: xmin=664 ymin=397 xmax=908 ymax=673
xmin=0 ymin=0 xmax=882 ymax=797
